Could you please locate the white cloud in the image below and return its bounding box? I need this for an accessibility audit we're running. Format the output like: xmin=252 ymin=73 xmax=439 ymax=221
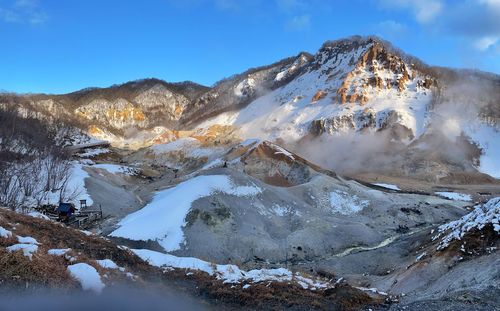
xmin=375 ymin=20 xmax=408 ymax=39
xmin=379 ymin=0 xmax=500 ymax=54
xmin=474 ymin=36 xmax=500 ymax=50
xmin=0 ymin=0 xmax=47 ymax=25
xmin=378 ymin=0 xmax=443 ymax=23
xmin=284 ymin=14 xmax=310 ymax=31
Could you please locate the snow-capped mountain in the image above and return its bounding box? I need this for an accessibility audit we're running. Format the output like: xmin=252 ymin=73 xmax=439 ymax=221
xmin=196 ymin=37 xmax=435 ymax=142
xmin=1 ymin=36 xmax=499 ymax=179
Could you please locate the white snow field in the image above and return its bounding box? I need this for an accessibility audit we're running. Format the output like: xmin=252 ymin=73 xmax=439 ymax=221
xmin=110 ymin=175 xmax=261 ymax=251
xmin=67 ymin=263 xmax=105 ymax=293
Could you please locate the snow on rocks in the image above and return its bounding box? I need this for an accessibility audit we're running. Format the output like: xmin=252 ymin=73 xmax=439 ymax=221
xmin=0 ymin=226 xmax=12 ymax=238
xmin=432 ymin=197 xmax=500 ymax=250
xmin=110 ymin=175 xmax=261 ymax=252
xmin=372 ymin=183 xmax=400 ymax=191
xmin=67 ymin=263 xmax=105 ymax=293
xmin=7 ymin=243 xmax=38 ymax=259
xmin=435 ymin=191 xmax=472 ymax=202
xmin=329 ymin=190 xmax=369 ymax=215
xmin=132 ymin=249 xmax=330 ymax=290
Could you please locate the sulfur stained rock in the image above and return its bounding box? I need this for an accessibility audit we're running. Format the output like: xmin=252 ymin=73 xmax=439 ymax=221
xmin=312 ymin=90 xmax=327 ymax=102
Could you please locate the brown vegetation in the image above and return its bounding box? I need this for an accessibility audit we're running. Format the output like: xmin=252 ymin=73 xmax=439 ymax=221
xmin=0 ymin=208 xmax=382 ymax=309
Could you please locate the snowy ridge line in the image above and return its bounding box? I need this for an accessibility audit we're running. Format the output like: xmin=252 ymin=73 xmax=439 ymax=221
xmin=132 ymin=249 xmax=332 ymax=291
xmin=432 ymin=197 xmax=500 ymax=250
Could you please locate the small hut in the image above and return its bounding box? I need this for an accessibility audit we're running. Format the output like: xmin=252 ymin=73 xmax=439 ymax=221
xmin=57 ymin=202 xmax=76 ymax=221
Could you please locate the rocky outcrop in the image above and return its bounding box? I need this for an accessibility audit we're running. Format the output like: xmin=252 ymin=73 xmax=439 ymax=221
xmin=309 ymin=108 xmax=414 ymax=141
xmin=225 ymin=140 xmax=332 ymax=186
xmin=335 ymin=40 xmax=436 ymax=105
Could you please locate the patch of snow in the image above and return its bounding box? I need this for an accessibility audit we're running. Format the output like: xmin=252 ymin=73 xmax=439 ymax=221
xmin=67 ymin=263 xmax=105 ymax=293
xmin=65 ymin=254 xmax=77 ymax=262
xmin=7 ymin=244 xmax=38 ymax=259
xmin=234 ymin=78 xmax=255 ymax=97
xmin=354 ymin=286 xmax=388 ymax=296
xmin=201 ymin=158 xmax=224 ymax=170
xmin=132 ymin=249 xmax=330 ymax=289
xmin=26 ymin=211 xmax=50 ymax=220
xmin=415 ymin=252 xmax=427 ymax=262
xmin=93 ymin=164 xmax=139 ymax=176
xmin=125 ymin=272 xmax=136 ymax=280
xmin=329 ymin=190 xmax=369 ymax=215
xmin=65 ymin=162 xmax=94 ymax=207
xmin=435 ymin=191 xmax=472 ymax=202
xmin=433 ymin=197 xmax=500 ymax=250
xmin=96 ymin=259 xmax=119 ymax=270
xmin=464 ymin=123 xmax=500 ymax=178
xmin=110 ymin=175 xmax=261 ymax=252
xmin=271 ymin=144 xmax=295 ymax=160
xmin=48 ymin=248 xmax=71 ymax=256
xmin=76 ymin=148 xmax=110 ymax=158
xmin=0 ymin=226 xmax=12 ymax=238
xmin=372 ymin=183 xmax=401 ymax=191
xmin=17 ymin=236 xmax=39 ymax=245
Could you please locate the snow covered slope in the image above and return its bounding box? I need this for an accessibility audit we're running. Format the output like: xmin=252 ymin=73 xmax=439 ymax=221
xmin=197 ymin=37 xmax=435 ymax=143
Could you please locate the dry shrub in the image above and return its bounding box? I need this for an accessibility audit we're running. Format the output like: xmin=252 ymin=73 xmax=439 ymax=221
xmin=0 ymin=248 xmax=77 ymax=291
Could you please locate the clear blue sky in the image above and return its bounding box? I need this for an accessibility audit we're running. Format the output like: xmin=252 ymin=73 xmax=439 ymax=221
xmin=1 ymin=0 xmax=499 ymax=94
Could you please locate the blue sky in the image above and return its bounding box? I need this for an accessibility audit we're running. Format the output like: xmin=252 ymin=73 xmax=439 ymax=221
xmin=1 ymin=0 xmax=499 ymax=94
